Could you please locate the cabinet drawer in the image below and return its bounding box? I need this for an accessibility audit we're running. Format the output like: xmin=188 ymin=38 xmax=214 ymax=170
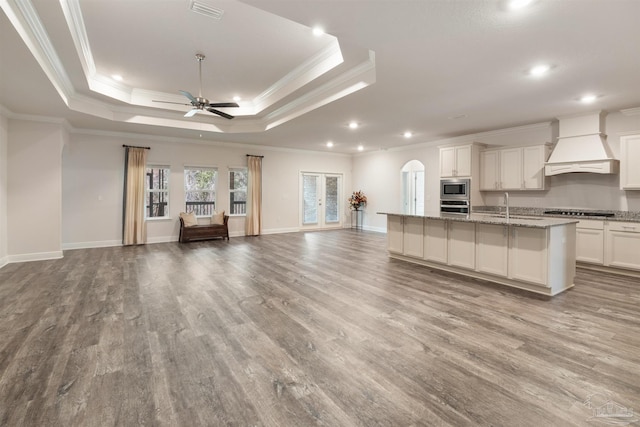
xmin=607 ymin=221 xmax=640 ymax=233
xmin=577 ymin=219 xmax=604 ymax=230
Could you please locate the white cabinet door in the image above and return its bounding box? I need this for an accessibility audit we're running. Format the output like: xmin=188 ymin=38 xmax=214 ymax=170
xmin=620 ymin=134 xmax=640 ymax=190
xmin=440 ymin=145 xmax=472 ymax=178
xmin=522 ymin=145 xmax=548 ymax=190
xmin=480 ymin=151 xmax=500 ymax=191
xmin=424 ymin=219 xmax=448 ymax=263
xmin=576 ymin=219 xmax=604 ymax=264
xmin=476 ymin=223 xmax=509 ymax=276
xmin=403 ymin=216 xmax=424 ymax=258
xmin=605 ymin=221 xmax=640 ymax=269
xmin=387 ymin=215 xmax=404 ymax=254
xmin=509 ymin=226 xmax=548 ymax=286
xmin=500 ymin=148 xmax=523 ymax=190
xmin=440 ymin=147 xmax=457 ymax=178
xmin=448 ymin=221 xmax=475 ymax=270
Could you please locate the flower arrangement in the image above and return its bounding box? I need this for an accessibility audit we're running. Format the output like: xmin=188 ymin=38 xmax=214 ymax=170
xmin=348 ymin=190 xmax=367 ymax=210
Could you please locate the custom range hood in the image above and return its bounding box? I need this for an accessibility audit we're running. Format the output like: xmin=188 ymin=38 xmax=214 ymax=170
xmin=545 ymin=111 xmax=619 ymax=176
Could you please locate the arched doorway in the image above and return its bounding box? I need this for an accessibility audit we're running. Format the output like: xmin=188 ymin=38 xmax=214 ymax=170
xmin=401 ymin=160 xmax=425 ymax=215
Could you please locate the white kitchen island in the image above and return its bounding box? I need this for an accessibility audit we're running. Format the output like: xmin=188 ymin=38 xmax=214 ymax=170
xmin=380 ymin=212 xmax=579 ymax=296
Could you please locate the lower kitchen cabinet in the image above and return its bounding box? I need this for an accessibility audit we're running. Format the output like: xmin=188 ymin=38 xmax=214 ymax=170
xmin=424 ymin=218 xmax=448 ymax=263
xmin=509 ymin=226 xmax=548 ymax=286
xmin=605 ymin=221 xmax=640 ymax=270
xmin=476 ymin=223 xmax=509 ymax=276
xmin=403 ymin=216 xmax=424 ymax=258
xmin=387 ymin=215 xmax=404 ymax=254
xmin=448 ymin=221 xmax=475 ymax=270
xmin=576 ymin=219 xmax=604 ymax=264
xmin=383 ymin=213 xmax=576 ymax=296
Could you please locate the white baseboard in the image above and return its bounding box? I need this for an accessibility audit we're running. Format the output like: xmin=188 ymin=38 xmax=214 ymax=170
xmin=261 ymin=227 xmax=300 ymax=235
xmin=146 ymin=236 xmax=178 ymax=244
xmin=62 ymin=240 xmax=122 ymax=250
xmin=0 ymin=256 xmax=8 ymax=269
xmin=7 ymin=251 xmax=64 ymax=264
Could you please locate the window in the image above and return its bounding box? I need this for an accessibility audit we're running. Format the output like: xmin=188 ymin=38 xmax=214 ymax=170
xmin=145 ymin=165 xmax=170 ymax=219
xmin=184 ymin=167 xmax=217 ymax=216
xmin=229 ymin=168 xmax=247 ymax=215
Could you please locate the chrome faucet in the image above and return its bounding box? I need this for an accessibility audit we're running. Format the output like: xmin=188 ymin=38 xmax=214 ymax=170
xmin=504 ymin=192 xmax=510 ymax=221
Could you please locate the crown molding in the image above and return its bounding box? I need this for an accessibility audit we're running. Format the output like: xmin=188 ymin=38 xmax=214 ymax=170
xmin=2 ymin=0 xmax=74 ymax=103
xmin=621 ymin=107 xmax=640 ymax=116
xmin=264 ymin=50 xmax=376 ymax=130
xmin=68 ymin=124 xmax=352 ymax=157
xmin=252 ymin=40 xmax=344 ymax=113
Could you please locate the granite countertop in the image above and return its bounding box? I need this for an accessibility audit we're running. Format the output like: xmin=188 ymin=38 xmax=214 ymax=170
xmin=378 ymin=212 xmax=578 ymax=228
xmin=473 ymin=207 xmax=640 ymax=222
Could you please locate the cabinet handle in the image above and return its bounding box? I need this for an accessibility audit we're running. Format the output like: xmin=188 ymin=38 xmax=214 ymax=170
xmin=503 ymin=226 xmax=507 ymax=237
xmin=622 ymin=225 xmax=637 ymax=230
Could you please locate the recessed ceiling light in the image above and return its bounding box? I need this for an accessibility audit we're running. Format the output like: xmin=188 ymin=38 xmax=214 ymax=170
xmin=349 ymin=121 xmax=359 ymax=129
xmin=111 ymin=74 xmax=123 ymax=82
xmin=580 ymin=94 xmax=597 ymax=104
xmin=357 ymin=145 xmax=364 ymax=151
xmin=312 ymin=26 xmax=324 ymax=37
xmin=233 ymin=96 xmax=241 ymax=102
xmin=529 ymin=64 xmax=550 ymax=77
xmin=509 ymin=0 xmax=533 ymax=10
xmin=403 ymin=131 xmax=413 ymax=138
xmin=326 ymin=141 xmax=334 ymax=148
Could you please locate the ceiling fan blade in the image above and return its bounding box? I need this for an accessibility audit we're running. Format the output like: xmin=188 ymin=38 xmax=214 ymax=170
xmin=206 ymin=108 xmax=235 ymax=119
xmin=179 ymin=90 xmax=197 ymax=103
xmin=153 ymin=100 xmax=191 ymax=106
xmin=184 ymin=109 xmax=198 ymax=118
xmin=207 ymin=102 xmax=239 ymax=108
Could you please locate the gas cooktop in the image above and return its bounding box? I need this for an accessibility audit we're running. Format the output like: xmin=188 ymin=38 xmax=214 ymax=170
xmin=543 ymin=210 xmax=615 ymax=218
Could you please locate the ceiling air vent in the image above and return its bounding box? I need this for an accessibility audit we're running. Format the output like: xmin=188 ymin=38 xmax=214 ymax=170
xmin=189 ymin=0 xmax=224 ymax=20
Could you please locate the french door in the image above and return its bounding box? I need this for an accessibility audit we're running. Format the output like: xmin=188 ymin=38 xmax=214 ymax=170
xmin=300 ymin=172 xmax=342 ymax=229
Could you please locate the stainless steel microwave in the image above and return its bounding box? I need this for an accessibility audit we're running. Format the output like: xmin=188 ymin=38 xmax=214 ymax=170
xmin=440 ymin=179 xmax=470 ymax=200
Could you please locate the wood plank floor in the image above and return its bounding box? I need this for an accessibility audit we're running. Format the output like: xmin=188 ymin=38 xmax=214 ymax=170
xmin=1 ymin=230 xmax=639 ymax=426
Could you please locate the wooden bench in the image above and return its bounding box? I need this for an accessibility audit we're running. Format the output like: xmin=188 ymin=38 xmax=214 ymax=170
xmin=179 ymin=215 xmax=229 ymax=243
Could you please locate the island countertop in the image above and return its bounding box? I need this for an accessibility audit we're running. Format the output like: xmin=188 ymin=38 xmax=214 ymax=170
xmin=377 ymin=211 xmax=579 ymax=229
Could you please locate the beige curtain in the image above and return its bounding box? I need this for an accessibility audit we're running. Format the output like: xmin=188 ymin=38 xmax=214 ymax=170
xmin=246 ymin=155 xmax=262 ymax=236
xmin=123 ymin=147 xmax=148 ymax=245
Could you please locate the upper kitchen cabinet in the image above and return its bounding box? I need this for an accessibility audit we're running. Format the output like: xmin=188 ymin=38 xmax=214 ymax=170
xmin=440 ymin=143 xmax=483 ymax=178
xmin=479 ymin=144 xmax=550 ymax=191
xmin=620 ymin=134 xmax=640 ymax=190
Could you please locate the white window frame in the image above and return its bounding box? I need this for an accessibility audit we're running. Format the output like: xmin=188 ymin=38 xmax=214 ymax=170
xmin=145 ymin=165 xmax=170 ymax=220
xmin=184 ymin=166 xmax=218 ymax=217
xmin=229 ymin=167 xmax=248 ymax=217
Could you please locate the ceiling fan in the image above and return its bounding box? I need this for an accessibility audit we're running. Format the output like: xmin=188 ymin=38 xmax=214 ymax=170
xmin=154 ymin=53 xmax=239 ymax=119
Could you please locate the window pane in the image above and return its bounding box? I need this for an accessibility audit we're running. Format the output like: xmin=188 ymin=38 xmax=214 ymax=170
xmin=303 ymin=175 xmax=318 ymax=224
xmin=147 ymin=191 xmax=169 ymax=217
xmin=229 ymin=168 xmax=247 ymax=215
xmin=325 ymin=176 xmax=339 ymax=223
xmin=185 ymin=168 xmax=216 ymax=191
xmin=185 ymin=167 xmax=217 ymax=216
xmin=229 ymin=170 xmax=247 ymax=191
xmin=145 ymin=166 xmax=170 ymax=218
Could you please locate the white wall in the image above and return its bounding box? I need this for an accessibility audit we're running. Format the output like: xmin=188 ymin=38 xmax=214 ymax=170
xmin=352 ymin=144 xmax=441 ymax=232
xmin=7 ymin=119 xmax=64 ymax=261
xmin=0 ymin=112 xmax=8 ymax=267
xmin=62 ymin=132 xmax=353 ymax=248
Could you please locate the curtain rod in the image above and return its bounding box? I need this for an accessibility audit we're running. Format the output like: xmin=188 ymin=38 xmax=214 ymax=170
xmin=246 ymin=154 xmax=264 ymax=158
xmin=123 ymin=144 xmax=150 ymax=150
